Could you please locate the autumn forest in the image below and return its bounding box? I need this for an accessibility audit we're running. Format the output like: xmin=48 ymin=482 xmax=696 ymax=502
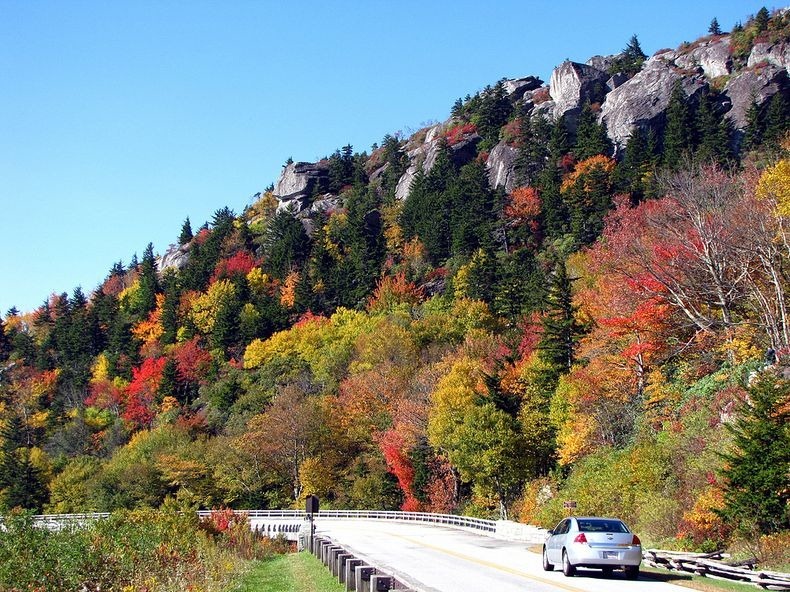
xmin=1 ymin=8 xmax=789 ymax=569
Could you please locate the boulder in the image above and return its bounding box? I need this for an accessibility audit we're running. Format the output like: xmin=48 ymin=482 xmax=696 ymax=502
xmin=487 ymin=142 xmax=518 ymax=192
xmin=607 ymin=73 xmax=629 ymax=91
xmin=157 ymin=243 xmax=190 ymax=273
xmin=273 ymin=161 xmax=328 ymax=202
xmin=549 ymin=61 xmax=609 ymax=120
xmin=394 ymin=132 xmax=481 ymax=201
xmin=748 ymin=42 xmax=790 ymax=72
xmin=724 ymin=65 xmax=789 ymax=130
xmin=503 ymin=76 xmax=543 ymax=102
xmin=600 ymin=59 xmax=705 ymax=148
xmin=586 ymin=54 xmax=618 ymax=73
xmin=674 ymin=38 xmax=732 ymax=79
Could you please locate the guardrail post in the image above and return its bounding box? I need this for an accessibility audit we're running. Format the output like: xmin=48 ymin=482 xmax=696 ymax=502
xmin=336 ymin=553 xmax=353 ymax=582
xmin=354 ymin=565 xmax=375 ymax=592
xmin=344 ymin=558 xmax=363 ymax=591
xmin=328 ymin=546 xmax=344 ymax=573
xmin=370 ymin=574 xmax=393 ymax=591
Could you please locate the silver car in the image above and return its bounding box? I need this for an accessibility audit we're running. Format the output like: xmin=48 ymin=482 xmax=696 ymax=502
xmin=542 ymin=516 xmax=642 ymax=579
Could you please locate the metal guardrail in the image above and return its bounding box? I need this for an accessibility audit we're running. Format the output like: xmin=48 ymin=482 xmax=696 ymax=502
xmin=33 ymin=509 xmax=497 ymax=533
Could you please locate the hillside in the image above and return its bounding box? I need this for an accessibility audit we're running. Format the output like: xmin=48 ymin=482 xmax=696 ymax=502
xmin=1 ymin=6 xmax=788 ymax=565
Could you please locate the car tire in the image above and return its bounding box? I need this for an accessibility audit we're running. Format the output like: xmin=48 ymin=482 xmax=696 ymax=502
xmin=562 ymin=550 xmax=576 ymax=577
xmin=624 ymin=566 xmax=639 ymax=580
xmin=542 ymin=547 xmax=554 ymax=571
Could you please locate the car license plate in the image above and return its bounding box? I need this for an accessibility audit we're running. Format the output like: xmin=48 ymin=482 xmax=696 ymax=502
xmin=602 ymin=551 xmax=619 ymax=559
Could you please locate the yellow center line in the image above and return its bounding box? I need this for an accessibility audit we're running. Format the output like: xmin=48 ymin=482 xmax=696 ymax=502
xmin=386 ymin=532 xmax=587 ymax=592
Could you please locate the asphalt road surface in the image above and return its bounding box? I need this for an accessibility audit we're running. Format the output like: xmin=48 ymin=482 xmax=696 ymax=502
xmin=315 ymin=519 xmax=685 ymax=592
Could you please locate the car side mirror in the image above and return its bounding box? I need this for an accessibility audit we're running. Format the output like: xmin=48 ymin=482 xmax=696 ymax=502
xmin=546 ymin=529 xmax=554 ymax=535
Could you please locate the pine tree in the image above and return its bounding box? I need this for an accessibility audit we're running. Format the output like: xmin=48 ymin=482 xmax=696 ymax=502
xmin=720 ymin=375 xmax=790 ymax=534
xmin=708 ymin=17 xmax=722 ymax=35
xmin=449 ymin=161 xmax=496 ymax=258
xmin=763 ymin=92 xmax=790 ymax=150
xmin=549 ymin=115 xmax=571 ymax=162
xmin=0 ymin=416 xmax=47 ymax=512
xmin=179 ymin=217 xmax=193 ymax=245
xmin=538 ymin=258 xmax=583 ymax=387
xmin=514 ymin=114 xmax=550 ymax=186
xmin=754 ymin=7 xmax=770 ymax=33
xmin=136 ymin=242 xmax=159 ymax=317
xmin=742 ymin=99 xmax=765 ymax=152
xmin=663 ymin=81 xmax=694 ymax=169
xmin=609 ymin=34 xmax=647 ymax=76
xmin=263 ymin=209 xmax=311 ymax=280
xmin=574 ymin=103 xmax=612 ymax=160
xmin=694 ymin=90 xmax=732 ymax=165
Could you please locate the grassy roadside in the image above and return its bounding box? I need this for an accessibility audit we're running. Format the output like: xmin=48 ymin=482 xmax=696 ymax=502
xmin=526 ymin=545 xmax=757 ymax=592
xmin=228 ymin=551 xmax=345 ymax=592
xmin=640 ymin=566 xmax=759 ymax=592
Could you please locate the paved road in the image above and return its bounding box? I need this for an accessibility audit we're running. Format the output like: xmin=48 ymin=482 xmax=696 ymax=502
xmin=315 ymin=519 xmax=684 ymax=592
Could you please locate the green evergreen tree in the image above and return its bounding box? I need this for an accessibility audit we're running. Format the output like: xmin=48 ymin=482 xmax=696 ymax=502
xmin=0 ymin=416 xmax=48 ymax=511
xmin=135 ymin=243 xmax=159 ymax=318
xmin=538 ymin=258 xmax=582 ymax=385
xmin=663 ymin=81 xmax=694 ymax=169
xmin=609 ymin=34 xmax=647 ymax=76
xmin=742 ymin=99 xmax=765 ymax=153
xmin=763 ymin=92 xmax=790 ymax=150
xmin=574 ymin=103 xmax=612 ymax=160
xmin=449 ymin=161 xmax=496 ymax=258
xmin=400 ymin=143 xmax=457 ymax=263
xmin=719 ymin=375 xmax=790 ymax=534
xmin=708 ymin=17 xmax=722 ymax=35
xmin=262 ymin=209 xmax=310 ymax=280
xmin=179 ymin=217 xmax=193 ymax=245
xmin=614 ymin=126 xmax=658 ymax=199
xmin=754 ymin=7 xmax=770 ymax=33
xmin=548 ymin=115 xmax=571 ymax=162
xmin=158 ymin=357 xmax=178 ymax=401
xmin=694 ymin=90 xmax=732 ymax=164
xmin=474 ymin=79 xmax=513 ymax=149
xmin=514 ymin=114 xmax=550 ymax=186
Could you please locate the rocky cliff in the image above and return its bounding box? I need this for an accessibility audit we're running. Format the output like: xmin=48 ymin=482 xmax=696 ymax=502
xmin=272 ymin=23 xmax=789 ymax=218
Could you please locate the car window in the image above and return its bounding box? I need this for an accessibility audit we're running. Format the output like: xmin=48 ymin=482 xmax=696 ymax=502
xmin=576 ymin=519 xmax=629 ymax=533
xmin=559 ymin=519 xmax=571 ymax=534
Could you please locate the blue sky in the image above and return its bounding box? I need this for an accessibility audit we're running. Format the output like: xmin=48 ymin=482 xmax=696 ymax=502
xmin=0 ymin=0 xmax=766 ymax=315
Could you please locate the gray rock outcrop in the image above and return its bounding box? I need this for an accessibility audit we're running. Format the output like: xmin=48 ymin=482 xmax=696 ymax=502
xmin=549 ymin=61 xmax=609 ymax=120
xmin=748 ymin=42 xmax=790 ymax=72
xmin=674 ymin=38 xmax=732 ymax=78
xmin=600 ymin=58 xmax=705 ymax=148
xmin=273 ymin=161 xmax=329 ymax=213
xmin=724 ymin=65 xmax=789 ymax=130
xmin=487 ymin=142 xmax=519 ymax=192
xmin=157 ymin=243 xmax=190 ymax=273
xmin=503 ymin=76 xmax=543 ymax=102
xmin=394 ymin=128 xmax=481 ymax=201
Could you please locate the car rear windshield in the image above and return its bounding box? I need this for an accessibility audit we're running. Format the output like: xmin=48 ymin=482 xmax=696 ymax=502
xmin=577 ymin=519 xmax=629 ymax=533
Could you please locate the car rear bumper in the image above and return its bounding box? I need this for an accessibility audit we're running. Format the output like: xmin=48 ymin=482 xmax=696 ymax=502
xmin=567 ymin=545 xmax=642 ymax=567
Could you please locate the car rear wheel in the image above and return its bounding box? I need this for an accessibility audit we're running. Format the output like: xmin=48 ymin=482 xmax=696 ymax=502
xmin=542 ymin=547 xmax=554 ymax=571
xmin=624 ymin=566 xmax=639 ymax=580
xmin=562 ymin=550 xmax=576 ymax=577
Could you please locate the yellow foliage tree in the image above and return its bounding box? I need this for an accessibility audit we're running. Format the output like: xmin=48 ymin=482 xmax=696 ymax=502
xmin=188 ymin=279 xmax=237 ymax=335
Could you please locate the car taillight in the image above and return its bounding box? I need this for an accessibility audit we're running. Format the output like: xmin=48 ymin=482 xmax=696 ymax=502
xmin=573 ymin=532 xmax=588 ymax=544
xmin=632 ymin=534 xmax=641 ymax=545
